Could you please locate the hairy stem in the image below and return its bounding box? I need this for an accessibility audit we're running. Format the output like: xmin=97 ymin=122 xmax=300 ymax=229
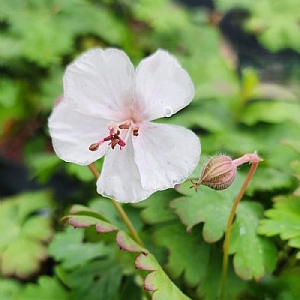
xmin=220 ymin=153 xmax=261 ymax=300
xmin=88 ymin=163 xmax=144 ymax=248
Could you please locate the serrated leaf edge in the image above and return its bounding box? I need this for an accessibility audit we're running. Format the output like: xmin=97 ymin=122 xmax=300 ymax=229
xmin=65 ymin=211 xmax=190 ymax=299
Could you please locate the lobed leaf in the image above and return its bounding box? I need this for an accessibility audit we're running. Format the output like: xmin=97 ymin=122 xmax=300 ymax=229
xmin=134 ymin=189 xmax=178 ymax=224
xmin=135 ymin=253 xmax=191 ymax=300
xmin=0 ymin=191 xmax=53 ymax=278
xmin=230 ymin=201 xmax=278 ymax=280
xmin=153 ymin=223 xmax=210 ymax=287
xmin=66 ymin=206 xmax=192 ymax=300
xmin=132 ymin=0 xmax=190 ymax=33
xmin=152 ymin=223 xmax=247 ymax=299
xmin=258 ymin=195 xmax=300 ymax=258
xmin=56 ymin=260 xmax=122 ymax=300
xmin=245 ymin=0 xmax=300 ymax=52
xmin=170 ymin=176 xmax=244 ymax=243
xmin=19 ymin=276 xmax=69 ymax=300
xmin=195 ymin=247 xmax=247 ymax=300
xmin=48 ymin=226 xmax=111 ymax=270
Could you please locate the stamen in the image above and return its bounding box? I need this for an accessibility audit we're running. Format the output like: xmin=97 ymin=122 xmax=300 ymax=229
xmin=118 ymin=139 xmax=126 ymax=150
xmin=103 ymin=136 xmax=112 ymax=142
xmin=119 ymin=124 xmax=130 ymax=129
xmin=88 ymin=121 xmax=139 ymax=152
xmin=89 ymin=143 xmax=100 ymax=151
xmin=110 ymin=139 xmax=119 ymax=150
xmin=133 ymin=128 xmax=139 ymax=136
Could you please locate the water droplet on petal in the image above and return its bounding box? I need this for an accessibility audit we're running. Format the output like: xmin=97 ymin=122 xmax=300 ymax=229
xmin=164 ymin=107 xmax=173 ymax=117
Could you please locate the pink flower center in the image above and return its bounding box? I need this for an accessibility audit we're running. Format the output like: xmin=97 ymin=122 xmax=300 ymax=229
xmin=89 ymin=121 xmax=139 ymax=151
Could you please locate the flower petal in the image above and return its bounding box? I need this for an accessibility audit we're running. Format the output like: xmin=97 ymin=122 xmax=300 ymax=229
xmin=64 ymin=48 xmax=134 ymax=121
xmin=134 ymin=50 xmax=195 ymax=121
xmin=96 ymin=138 xmax=156 ymax=203
xmin=48 ymin=100 xmax=109 ymax=165
xmin=132 ymin=123 xmax=201 ymax=190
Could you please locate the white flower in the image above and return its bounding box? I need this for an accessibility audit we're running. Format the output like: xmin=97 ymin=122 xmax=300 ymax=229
xmin=48 ymin=48 xmax=201 ymax=203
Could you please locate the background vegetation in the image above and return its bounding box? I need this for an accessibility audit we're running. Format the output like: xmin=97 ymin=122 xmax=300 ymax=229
xmin=1 ymin=0 xmax=300 ymax=299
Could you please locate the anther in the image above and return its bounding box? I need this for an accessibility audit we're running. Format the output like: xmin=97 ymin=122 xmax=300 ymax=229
xmin=133 ymin=128 xmax=139 ymax=136
xmin=89 ymin=143 xmax=100 ymax=151
xmin=119 ymin=124 xmax=130 ymax=129
xmin=110 ymin=139 xmax=119 ymax=150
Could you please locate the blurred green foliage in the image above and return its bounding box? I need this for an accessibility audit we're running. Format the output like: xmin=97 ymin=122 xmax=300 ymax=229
xmin=1 ymin=0 xmax=300 ymax=299
xmin=0 ymin=192 xmax=53 ymax=279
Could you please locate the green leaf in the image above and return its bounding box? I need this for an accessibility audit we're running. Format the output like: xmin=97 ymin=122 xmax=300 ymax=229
xmin=134 ymin=189 xmax=178 ymax=224
xmin=241 ymin=101 xmax=300 ymax=126
xmin=161 ymin=102 xmax=227 ymax=132
xmin=19 ymin=276 xmax=69 ymax=300
xmin=170 ymin=182 xmax=277 ymax=281
xmin=0 ymin=34 xmax=23 ymax=61
xmin=39 ymin=66 xmax=64 ymax=112
xmin=7 ymin=4 xmax=72 ymax=66
xmin=170 ymin=176 xmax=245 ymax=243
xmin=258 ymin=195 xmax=300 ymax=258
xmin=0 ymin=279 xmax=23 ymax=300
xmin=253 ymin=83 xmax=298 ymax=102
xmin=65 ymin=159 xmax=103 ymax=182
xmin=49 ymin=226 xmax=110 ymax=270
xmin=0 ymin=0 xmax=129 ymax=67
xmin=26 ymin=153 xmax=61 ymax=184
xmin=195 ymin=247 xmax=247 ymax=300
xmin=283 ymin=139 xmax=300 ymax=154
xmin=83 ymin=198 xmax=144 ymax=233
xmin=57 ymin=260 xmax=122 ymax=300
xmin=0 ymin=191 xmax=53 ymax=279
xmin=66 ymin=206 xmax=192 ymax=300
xmin=246 ymin=0 xmax=300 ymax=52
xmin=133 ymin=0 xmax=190 ymax=33
xmin=136 ymin=253 xmax=191 ymax=300
xmin=0 ymin=78 xmax=20 ymax=108
xmin=54 ymin=0 xmax=129 ymax=45
xmin=66 ymin=163 xmax=95 ymax=182
xmin=291 ymin=160 xmax=300 ymax=197
xmin=153 ymin=223 xmax=210 ymax=287
xmin=215 ymin=0 xmax=254 ymax=10
xmin=246 ymin=165 xmax=295 ymax=194
xmin=152 ymin=223 xmax=246 ymax=299
xmin=230 ymin=201 xmax=278 ymax=280
xmin=240 ymin=68 xmax=259 ymax=103
xmin=0 ymin=78 xmax=26 ymax=134
xmin=278 ymin=267 xmax=300 ymax=298
xmin=182 ymin=26 xmax=239 ymax=102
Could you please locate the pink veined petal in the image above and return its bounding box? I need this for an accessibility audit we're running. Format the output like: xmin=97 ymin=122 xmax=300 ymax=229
xmin=96 ymin=138 xmax=156 ymax=203
xmin=134 ymin=50 xmax=195 ymax=121
xmin=132 ymin=123 xmax=201 ymax=190
xmin=48 ymin=100 xmax=109 ymax=166
xmin=64 ymin=48 xmax=135 ymax=121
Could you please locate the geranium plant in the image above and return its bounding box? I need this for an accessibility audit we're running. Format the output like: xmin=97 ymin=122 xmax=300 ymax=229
xmin=1 ymin=1 xmax=300 ymax=299
xmin=48 ymin=48 xmax=265 ymax=299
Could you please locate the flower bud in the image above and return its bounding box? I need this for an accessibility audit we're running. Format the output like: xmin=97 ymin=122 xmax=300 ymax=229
xmin=191 ymin=155 xmax=237 ymax=191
